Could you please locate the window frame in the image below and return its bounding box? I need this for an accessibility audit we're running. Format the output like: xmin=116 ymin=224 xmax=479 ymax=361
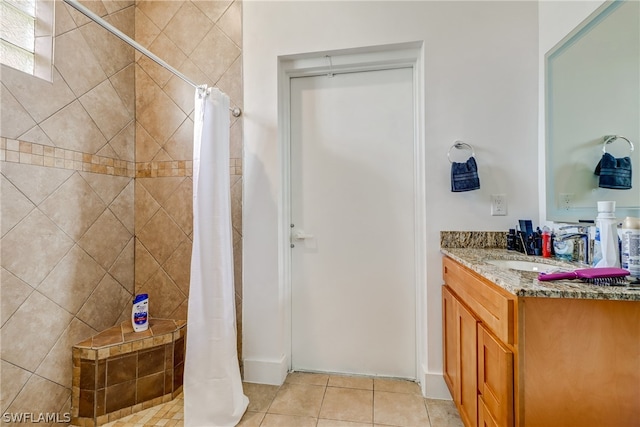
xmin=0 ymin=0 xmax=54 ymax=81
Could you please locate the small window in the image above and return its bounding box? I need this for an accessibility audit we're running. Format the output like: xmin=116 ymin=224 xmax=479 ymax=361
xmin=0 ymin=0 xmax=54 ymax=81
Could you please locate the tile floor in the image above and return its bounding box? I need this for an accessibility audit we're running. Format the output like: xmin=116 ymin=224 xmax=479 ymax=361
xmin=103 ymin=372 xmax=463 ymax=427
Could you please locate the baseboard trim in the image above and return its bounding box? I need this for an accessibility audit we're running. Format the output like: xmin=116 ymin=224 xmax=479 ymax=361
xmin=420 ymin=365 xmax=452 ymax=400
xmin=243 ymin=355 xmax=288 ymax=385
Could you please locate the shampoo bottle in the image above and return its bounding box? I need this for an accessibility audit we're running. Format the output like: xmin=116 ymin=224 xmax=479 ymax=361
xmin=592 ymin=201 xmax=620 ymax=268
xmin=132 ymin=293 xmax=149 ymax=332
xmin=621 ymin=216 xmax=640 ymax=279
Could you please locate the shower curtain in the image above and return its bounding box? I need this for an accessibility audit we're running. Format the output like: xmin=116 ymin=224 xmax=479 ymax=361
xmin=184 ymin=86 xmax=249 ymax=426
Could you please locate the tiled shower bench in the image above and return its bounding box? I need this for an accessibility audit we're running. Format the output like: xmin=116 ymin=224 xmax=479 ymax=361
xmin=71 ymin=318 xmax=186 ymax=427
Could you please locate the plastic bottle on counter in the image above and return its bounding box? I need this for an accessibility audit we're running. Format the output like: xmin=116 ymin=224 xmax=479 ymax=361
xmin=592 ymin=201 xmax=620 ymax=268
xmin=507 ymin=229 xmax=516 ymax=251
xmin=542 ymin=227 xmax=552 ymax=258
xmin=132 ymin=293 xmax=149 ymax=332
xmin=621 ymin=216 xmax=640 ymax=278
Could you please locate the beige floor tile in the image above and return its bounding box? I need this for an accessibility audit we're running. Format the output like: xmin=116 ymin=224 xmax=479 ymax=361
xmin=268 ymin=382 xmax=326 ymax=417
xmin=286 ymin=371 xmax=330 ymax=386
xmin=328 ymin=375 xmax=374 ymax=390
xmin=318 ymin=419 xmax=373 ymax=427
xmin=320 ymin=387 xmax=373 ymax=423
xmin=243 ymin=382 xmax=280 ymax=412
xmin=260 ymin=413 xmax=317 ymax=427
xmin=373 ymin=378 xmax=421 ymax=395
xmin=237 ymin=411 xmax=265 ymax=427
xmin=424 ymin=399 xmax=464 ymax=427
xmin=98 ymin=373 xmax=462 ymax=427
xmin=374 ymin=391 xmax=431 ymax=427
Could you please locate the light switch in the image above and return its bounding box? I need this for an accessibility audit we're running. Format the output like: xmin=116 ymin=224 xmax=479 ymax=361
xmin=491 ymin=194 xmax=507 ymax=216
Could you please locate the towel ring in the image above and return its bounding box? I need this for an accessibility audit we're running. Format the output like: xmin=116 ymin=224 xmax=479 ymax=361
xmin=448 ymin=141 xmax=475 ymax=163
xmin=602 ymin=135 xmax=634 ymax=153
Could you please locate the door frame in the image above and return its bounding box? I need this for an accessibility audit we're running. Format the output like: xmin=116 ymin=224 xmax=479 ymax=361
xmin=277 ymin=42 xmax=426 ymax=382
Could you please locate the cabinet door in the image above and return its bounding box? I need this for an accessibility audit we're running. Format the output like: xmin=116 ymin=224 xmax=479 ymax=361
xmin=458 ymin=300 xmax=479 ymax=427
xmin=442 ymin=286 xmax=457 ymax=395
xmin=477 ymin=323 xmax=513 ymax=427
xmin=443 ymin=286 xmax=479 ymax=427
xmin=478 ymin=396 xmax=499 ymax=427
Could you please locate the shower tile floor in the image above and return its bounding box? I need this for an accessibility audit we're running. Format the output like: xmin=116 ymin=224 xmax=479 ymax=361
xmin=103 ymin=372 xmax=463 ymax=427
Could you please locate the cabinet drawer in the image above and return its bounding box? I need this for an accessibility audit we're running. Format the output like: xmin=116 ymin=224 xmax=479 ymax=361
xmin=443 ymin=257 xmax=515 ymax=344
xmin=478 ymin=323 xmax=513 ymax=427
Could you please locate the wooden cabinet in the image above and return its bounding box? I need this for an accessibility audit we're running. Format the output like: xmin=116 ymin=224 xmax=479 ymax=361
xmin=520 ymin=297 xmax=640 ymax=427
xmin=443 ymin=286 xmax=479 ymax=427
xmin=442 ymin=257 xmax=515 ymax=427
xmin=478 ymin=396 xmax=499 ymax=427
xmin=442 ymin=286 xmax=457 ymax=393
xmin=477 ymin=324 xmax=513 ymax=427
xmin=443 ymin=255 xmax=640 ymax=427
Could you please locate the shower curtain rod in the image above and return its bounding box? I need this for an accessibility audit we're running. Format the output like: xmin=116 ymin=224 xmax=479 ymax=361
xmin=62 ymin=0 xmax=241 ymax=117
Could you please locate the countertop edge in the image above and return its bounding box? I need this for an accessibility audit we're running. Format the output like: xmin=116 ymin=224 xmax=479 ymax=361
xmin=441 ymin=248 xmax=640 ymax=302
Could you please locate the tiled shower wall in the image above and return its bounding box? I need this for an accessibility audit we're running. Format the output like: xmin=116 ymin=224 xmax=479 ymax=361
xmin=1 ymin=0 xmax=136 ymax=420
xmin=131 ymin=0 xmax=243 ymax=348
xmin=1 ymin=0 xmax=243 ymax=421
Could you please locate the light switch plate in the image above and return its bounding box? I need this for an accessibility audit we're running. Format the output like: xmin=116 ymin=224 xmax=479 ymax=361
xmin=559 ymin=193 xmax=573 ymax=210
xmin=491 ymin=194 xmax=507 ymax=216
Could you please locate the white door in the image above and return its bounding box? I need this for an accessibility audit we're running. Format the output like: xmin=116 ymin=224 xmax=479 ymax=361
xmin=290 ymin=67 xmax=416 ymax=379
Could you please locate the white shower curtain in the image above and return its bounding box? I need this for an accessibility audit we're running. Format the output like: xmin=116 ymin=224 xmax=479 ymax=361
xmin=184 ymin=86 xmax=249 ymax=426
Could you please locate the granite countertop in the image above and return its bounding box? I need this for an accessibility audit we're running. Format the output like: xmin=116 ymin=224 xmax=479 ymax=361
xmin=441 ymin=247 xmax=640 ymax=301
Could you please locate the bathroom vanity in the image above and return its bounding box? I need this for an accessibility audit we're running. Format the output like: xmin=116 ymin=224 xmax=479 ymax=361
xmin=441 ymin=248 xmax=639 ymax=427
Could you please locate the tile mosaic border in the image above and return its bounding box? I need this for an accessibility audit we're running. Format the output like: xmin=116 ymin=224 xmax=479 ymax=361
xmin=1 ymin=138 xmax=135 ymax=177
xmin=0 ymin=138 xmax=242 ymax=177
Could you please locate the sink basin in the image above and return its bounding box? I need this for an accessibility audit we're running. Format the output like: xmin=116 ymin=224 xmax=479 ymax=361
xmin=485 ymin=259 xmax=561 ymax=273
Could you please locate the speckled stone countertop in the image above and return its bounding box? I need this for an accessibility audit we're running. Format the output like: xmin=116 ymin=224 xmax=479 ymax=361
xmin=441 ymin=247 xmax=640 ymax=302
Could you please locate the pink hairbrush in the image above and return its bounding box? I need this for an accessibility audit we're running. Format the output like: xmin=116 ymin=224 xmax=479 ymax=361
xmin=538 ymin=267 xmax=630 ymax=286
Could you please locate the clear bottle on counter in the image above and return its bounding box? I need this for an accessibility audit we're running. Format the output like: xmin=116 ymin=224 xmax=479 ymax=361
xmin=592 ymin=201 xmax=620 ymax=268
xmin=621 ymin=216 xmax=640 ymax=278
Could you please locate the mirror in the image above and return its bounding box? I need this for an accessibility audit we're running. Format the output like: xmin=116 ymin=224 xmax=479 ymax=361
xmin=546 ymin=0 xmax=639 ymax=222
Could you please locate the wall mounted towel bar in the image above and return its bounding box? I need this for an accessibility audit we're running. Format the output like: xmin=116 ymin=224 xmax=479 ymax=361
xmin=603 ymin=135 xmax=634 ymax=153
xmin=447 ymin=141 xmax=475 ymax=163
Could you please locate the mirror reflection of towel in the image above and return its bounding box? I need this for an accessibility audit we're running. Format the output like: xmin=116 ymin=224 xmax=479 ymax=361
xmin=451 ymin=156 xmax=480 ymax=192
xmin=594 ymin=153 xmax=632 ymax=189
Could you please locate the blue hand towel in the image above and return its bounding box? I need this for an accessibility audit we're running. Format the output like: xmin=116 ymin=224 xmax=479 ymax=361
xmin=451 ymin=156 xmax=480 ymax=192
xmin=594 ymin=153 xmax=632 ymax=189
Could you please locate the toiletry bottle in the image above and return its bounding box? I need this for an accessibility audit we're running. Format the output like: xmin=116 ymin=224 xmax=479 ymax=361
xmin=542 ymin=227 xmax=551 ymax=258
xmin=132 ymin=293 xmax=149 ymax=332
xmin=526 ymin=235 xmax=536 ymax=255
xmin=515 ymin=231 xmax=523 ymax=253
xmin=534 ymin=228 xmax=542 ymax=256
xmin=621 ymin=216 xmax=640 ymax=278
xmin=507 ymin=229 xmax=516 ymax=250
xmin=592 ymin=201 xmax=620 ymax=268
